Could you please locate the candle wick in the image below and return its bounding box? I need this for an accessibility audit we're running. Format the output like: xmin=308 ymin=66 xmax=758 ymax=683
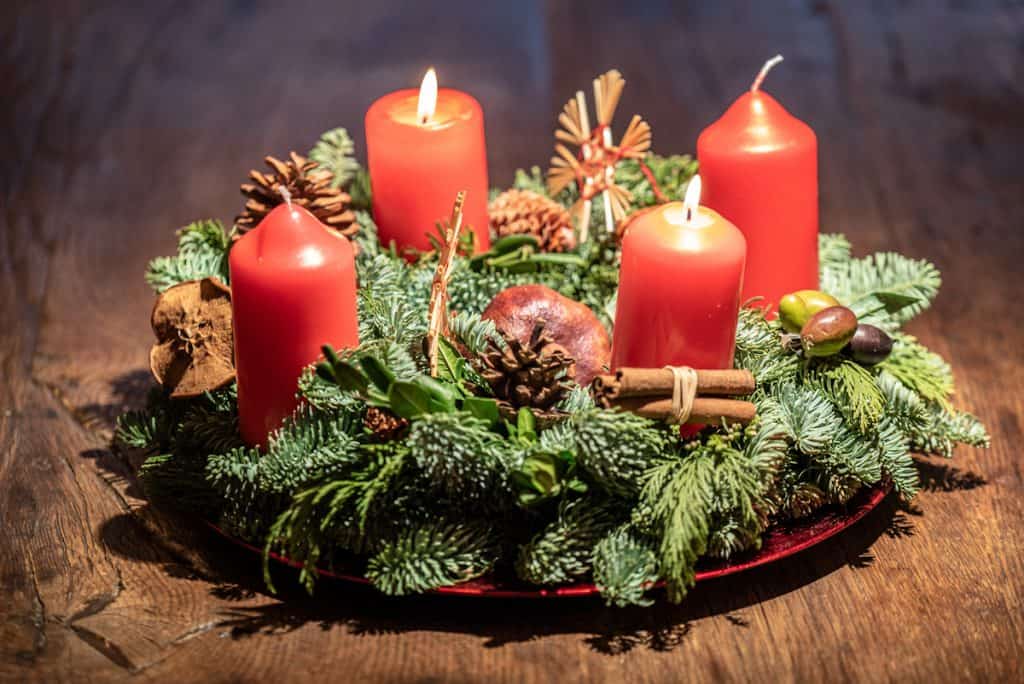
xmin=751 ymin=54 xmax=784 ymax=93
xmin=686 ymin=207 xmax=693 ymax=223
xmin=278 ymin=185 xmax=294 ymax=212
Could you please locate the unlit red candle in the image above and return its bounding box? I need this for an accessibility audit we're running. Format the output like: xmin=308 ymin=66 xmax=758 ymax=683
xmin=365 ymin=69 xmax=490 ymax=255
xmin=230 ymin=203 xmax=359 ymax=447
xmin=612 ymin=175 xmax=746 ymax=373
xmin=697 ymin=56 xmax=818 ymax=313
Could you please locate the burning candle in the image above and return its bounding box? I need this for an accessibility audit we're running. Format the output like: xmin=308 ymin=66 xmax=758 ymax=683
xmin=611 ymin=176 xmax=746 ymax=372
xmin=230 ymin=200 xmax=359 ymax=446
xmin=697 ymin=55 xmax=818 ymax=313
xmin=365 ymin=68 xmax=490 ymax=255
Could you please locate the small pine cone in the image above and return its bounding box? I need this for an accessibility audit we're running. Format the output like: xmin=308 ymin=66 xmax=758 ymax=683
xmin=236 ymin=152 xmax=357 ymax=238
xmin=477 ymin=320 xmax=576 ymax=414
xmin=364 ymin=407 xmax=409 ymax=442
xmin=489 ymin=189 xmax=576 ymax=252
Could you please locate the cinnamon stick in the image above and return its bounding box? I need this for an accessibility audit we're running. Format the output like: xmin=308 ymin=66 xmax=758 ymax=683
xmin=612 ymin=397 xmax=757 ymax=425
xmin=593 ymin=367 xmax=755 ymax=400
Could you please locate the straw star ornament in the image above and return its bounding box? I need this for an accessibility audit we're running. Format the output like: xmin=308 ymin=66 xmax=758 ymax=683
xmin=547 ymin=70 xmax=652 ymax=242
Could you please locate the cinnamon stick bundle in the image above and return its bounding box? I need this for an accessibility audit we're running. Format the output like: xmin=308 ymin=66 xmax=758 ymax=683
xmin=592 ymin=366 xmax=757 ymax=425
xmin=614 ymin=396 xmax=757 ymax=425
xmin=593 ymin=367 xmax=755 ymax=401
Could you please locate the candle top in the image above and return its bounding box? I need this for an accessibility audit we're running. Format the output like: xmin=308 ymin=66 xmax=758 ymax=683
xmin=233 ymin=203 xmax=353 ymax=268
xmin=374 ymin=88 xmax=479 ymax=130
xmin=699 ymin=90 xmax=815 ymax=153
xmin=624 ymin=200 xmax=746 ymax=258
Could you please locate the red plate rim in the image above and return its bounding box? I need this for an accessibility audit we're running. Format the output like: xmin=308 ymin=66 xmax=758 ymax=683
xmin=207 ymin=484 xmax=890 ymax=598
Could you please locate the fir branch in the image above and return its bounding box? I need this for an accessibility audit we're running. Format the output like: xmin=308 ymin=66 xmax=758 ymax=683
xmin=805 ymin=357 xmax=886 ymax=432
xmin=876 ymin=418 xmax=919 ymax=498
xmin=367 ymin=521 xmax=498 ymax=595
xmin=138 ymin=451 xmax=221 ymax=515
xmin=574 ymin=409 xmax=671 ymax=497
xmin=145 ymin=219 xmax=231 ymax=293
xmin=614 ymin=153 xmax=698 ymax=206
xmin=308 ymin=127 xmax=360 ymax=187
xmin=818 ymin=233 xmax=852 ymax=275
xmin=774 ymin=383 xmax=842 ymax=455
xmin=912 ymin=404 xmax=990 ymax=457
xmin=734 ymin=308 xmax=799 ymax=387
xmin=821 ymin=252 xmax=941 ymax=328
xmin=264 ymin=442 xmax=410 ymax=592
xmin=878 ymin=334 xmax=954 ymax=410
xmin=206 ymin=406 xmax=362 ymax=537
xmin=516 ymin=497 xmax=622 ymax=585
xmin=407 ymin=411 xmax=511 ymax=503
xmin=637 ymin=449 xmax=714 ymax=603
xmin=593 ymin=526 xmax=660 ymax=607
xmin=115 ymin=410 xmax=163 ymax=452
xmin=448 ymin=311 xmax=501 ymax=355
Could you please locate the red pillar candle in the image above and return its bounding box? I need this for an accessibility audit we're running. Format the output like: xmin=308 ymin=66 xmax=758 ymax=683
xmin=230 ymin=202 xmax=359 ymax=446
xmin=612 ymin=175 xmax=746 ymax=372
xmin=697 ymin=56 xmax=818 ymax=313
xmin=365 ymin=68 xmax=490 ymax=256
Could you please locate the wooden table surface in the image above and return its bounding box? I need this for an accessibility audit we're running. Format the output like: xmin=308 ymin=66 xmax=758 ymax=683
xmin=2 ymin=1 xmax=1022 ymax=682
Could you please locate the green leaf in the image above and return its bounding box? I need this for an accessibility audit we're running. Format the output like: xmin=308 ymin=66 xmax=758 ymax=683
xmin=435 ymin=337 xmax=467 ymax=388
xmin=517 ymin=408 xmax=537 ymax=442
xmin=330 ymin=361 xmax=370 ymax=394
xmin=462 ymin=396 xmax=500 ymax=427
xmin=388 ymin=381 xmax=433 ymax=419
xmin=359 ymin=355 xmax=395 ymax=392
xmin=388 ymin=377 xmax=456 ymax=419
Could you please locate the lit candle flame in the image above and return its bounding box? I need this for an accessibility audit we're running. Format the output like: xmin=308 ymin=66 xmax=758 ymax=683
xmin=683 ymin=174 xmax=702 ymax=223
xmin=417 ymin=68 xmax=438 ymax=124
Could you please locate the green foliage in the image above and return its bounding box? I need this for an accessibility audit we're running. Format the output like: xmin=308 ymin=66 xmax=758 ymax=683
xmin=912 ymin=404 xmax=989 ymax=457
xmin=822 ymin=252 xmax=941 ymax=329
xmin=367 ymin=521 xmax=499 ymax=595
xmin=265 ymin=442 xmax=410 ymax=592
xmin=516 ymin=497 xmax=622 ymax=585
xmin=637 ymin=448 xmax=713 ymax=602
xmin=615 ymin=153 xmax=698 ymax=206
xmin=407 ymin=411 xmax=510 ymax=503
xmin=308 ymin=127 xmax=360 ymax=187
xmin=879 ymin=334 xmax=954 ymax=409
xmin=146 ymin=220 xmax=231 ymax=292
xmin=574 ymin=410 xmax=670 ymax=497
xmin=818 ymin=233 xmax=852 ymax=275
xmin=448 ymin=311 xmax=500 ymax=355
xmin=735 ymin=307 xmax=800 ymax=386
xmin=593 ymin=527 xmax=660 ymax=607
xmin=774 ymin=383 xmax=841 ymax=455
xmin=805 ymin=357 xmax=886 ymax=432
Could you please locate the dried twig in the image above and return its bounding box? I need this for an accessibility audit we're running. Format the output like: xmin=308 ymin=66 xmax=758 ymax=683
xmin=426 ymin=191 xmax=466 ymax=376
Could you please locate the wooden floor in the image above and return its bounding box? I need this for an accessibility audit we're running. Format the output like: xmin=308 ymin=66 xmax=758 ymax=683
xmin=2 ymin=1 xmax=1022 ymax=682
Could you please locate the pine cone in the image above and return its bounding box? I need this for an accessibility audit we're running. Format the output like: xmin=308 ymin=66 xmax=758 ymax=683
xmin=478 ymin=320 xmax=576 ymax=414
xmin=236 ymin=152 xmax=357 ymax=237
xmin=488 ymin=189 xmax=576 ymax=252
xmin=364 ymin=406 xmax=409 ymax=441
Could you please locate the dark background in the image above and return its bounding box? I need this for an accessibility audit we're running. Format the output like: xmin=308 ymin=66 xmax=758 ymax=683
xmin=2 ymin=1 xmax=1022 ymax=682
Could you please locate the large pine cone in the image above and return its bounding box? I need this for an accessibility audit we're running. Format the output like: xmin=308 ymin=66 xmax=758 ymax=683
xmin=488 ymin=189 xmax=576 ymax=252
xmin=478 ymin=320 xmax=575 ymax=413
xmin=236 ymin=152 xmax=357 ymax=237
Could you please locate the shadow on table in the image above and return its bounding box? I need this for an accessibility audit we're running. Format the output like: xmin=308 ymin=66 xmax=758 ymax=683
xmin=99 ymin=490 xmax=908 ymax=655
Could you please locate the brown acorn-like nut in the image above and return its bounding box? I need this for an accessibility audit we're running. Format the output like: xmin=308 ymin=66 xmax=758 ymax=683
xmin=481 ymin=284 xmax=611 ymax=386
xmin=848 ymin=324 xmax=893 ymax=365
xmin=150 ymin=278 xmax=235 ymax=398
xmin=800 ymin=306 xmax=858 ymax=358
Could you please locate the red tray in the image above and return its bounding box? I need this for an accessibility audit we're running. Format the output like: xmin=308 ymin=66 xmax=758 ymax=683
xmin=209 ymin=484 xmax=890 ymax=598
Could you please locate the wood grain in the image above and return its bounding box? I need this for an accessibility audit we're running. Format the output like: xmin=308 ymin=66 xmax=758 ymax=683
xmin=2 ymin=1 xmax=1021 ymax=682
